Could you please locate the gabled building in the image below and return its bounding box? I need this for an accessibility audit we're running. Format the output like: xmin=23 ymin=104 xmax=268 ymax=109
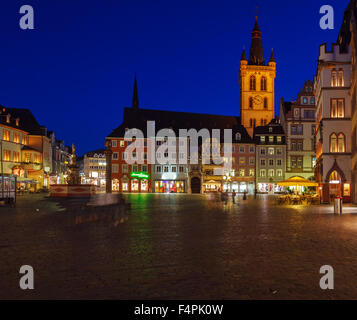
xmin=83 ymin=149 xmax=106 ymax=189
xmin=280 ymin=81 xmax=316 ymax=181
xmin=254 ymin=118 xmax=286 ymax=193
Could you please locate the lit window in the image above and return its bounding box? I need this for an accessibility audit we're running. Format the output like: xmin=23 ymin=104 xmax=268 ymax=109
xmin=268 ymin=169 xmax=274 ymax=177
xmin=338 ymin=133 xmax=345 ymax=152
xmin=331 ymin=99 xmax=344 ymax=118
xmin=338 ymin=70 xmax=344 ymax=86
xmin=330 ymin=133 xmax=337 ymax=152
xmin=260 ymin=169 xmax=266 ymax=177
xmin=268 ymin=148 xmax=274 ymax=155
xmin=331 ymin=70 xmax=337 ymax=87
xmin=3 ymin=130 xmax=10 ymax=141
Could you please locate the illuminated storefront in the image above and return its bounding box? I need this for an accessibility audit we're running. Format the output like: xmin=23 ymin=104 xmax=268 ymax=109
xmin=258 ymin=183 xmax=284 ymax=193
xmin=155 ymin=180 xmax=185 ymax=193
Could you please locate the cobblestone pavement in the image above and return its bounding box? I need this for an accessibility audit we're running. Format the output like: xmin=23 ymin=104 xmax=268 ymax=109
xmin=1 ymin=193 xmax=357 ymax=299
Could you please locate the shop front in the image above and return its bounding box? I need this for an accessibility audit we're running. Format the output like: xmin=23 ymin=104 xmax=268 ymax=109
xmin=258 ymin=183 xmax=285 ymax=194
xmin=155 ymin=180 xmax=185 ymax=193
xmin=222 ymin=181 xmax=254 ymax=193
xmin=203 ymin=180 xmax=221 ymax=192
xmin=321 ymin=170 xmax=351 ymax=203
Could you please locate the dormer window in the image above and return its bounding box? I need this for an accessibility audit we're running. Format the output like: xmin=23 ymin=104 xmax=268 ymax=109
xmin=269 ymin=127 xmax=273 ymax=133
xmin=6 ymin=114 xmax=10 ymax=123
xmin=303 ymin=97 xmax=308 ymax=104
xmin=15 ymin=118 xmax=20 ymax=126
xmin=235 ymin=132 xmax=241 ymax=141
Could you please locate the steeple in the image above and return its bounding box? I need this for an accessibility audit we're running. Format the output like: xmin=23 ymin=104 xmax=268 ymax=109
xmin=132 ymin=73 xmax=139 ymax=109
xmin=269 ymin=48 xmax=275 ymax=63
xmin=241 ymin=47 xmax=247 ymax=61
xmin=248 ymin=16 xmax=265 ymax=66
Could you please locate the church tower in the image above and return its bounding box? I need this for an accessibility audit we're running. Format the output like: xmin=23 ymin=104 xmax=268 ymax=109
xmin=239 ymin=16 xmax=276 ymax=137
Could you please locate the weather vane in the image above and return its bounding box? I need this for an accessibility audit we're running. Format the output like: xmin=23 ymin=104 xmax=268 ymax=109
xmin=255 ymin=5 xmax=258 ymax=19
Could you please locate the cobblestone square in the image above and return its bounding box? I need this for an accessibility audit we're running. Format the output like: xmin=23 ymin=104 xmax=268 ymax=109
xmin=1 ymin=193 xmax=357 ymax=299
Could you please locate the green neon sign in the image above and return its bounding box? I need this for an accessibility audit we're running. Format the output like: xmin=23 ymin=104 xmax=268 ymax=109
xmin=130 ymin=171 xmax=150 ymax=179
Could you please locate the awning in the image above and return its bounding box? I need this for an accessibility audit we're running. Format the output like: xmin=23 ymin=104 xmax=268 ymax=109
xmin=278 ymin=176 xmax=318 ymax=187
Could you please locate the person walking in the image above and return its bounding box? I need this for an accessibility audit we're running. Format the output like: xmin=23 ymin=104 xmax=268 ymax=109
xmin=232 ymin=190 xmax=236 ymax=204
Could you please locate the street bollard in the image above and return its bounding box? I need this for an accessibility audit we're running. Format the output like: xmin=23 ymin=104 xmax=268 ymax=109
xmin=334 ymin=196 xmax=343 ymax=215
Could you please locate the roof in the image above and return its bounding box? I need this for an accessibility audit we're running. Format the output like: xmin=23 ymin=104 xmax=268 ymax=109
xmin=85 ymin=148 xmax=106 ymax=157
xmin=107 ymin=107 xmax=243 ymax=139
xmin=248 ymin=17 xmax=265 ymax=66
xmin=3 ymin=107 xmax=46 ymax=135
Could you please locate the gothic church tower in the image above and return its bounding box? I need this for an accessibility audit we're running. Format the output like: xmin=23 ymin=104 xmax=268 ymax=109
xmin=239 ymin=16 xmax=276 ymax=137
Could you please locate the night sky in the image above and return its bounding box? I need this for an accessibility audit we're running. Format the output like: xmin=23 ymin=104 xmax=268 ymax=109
xmin=0 ymin=0 xmax=349 ymax=155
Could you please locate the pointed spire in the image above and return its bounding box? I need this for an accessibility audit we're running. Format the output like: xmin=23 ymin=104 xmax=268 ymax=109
xmin=248 ymin=16 xmax=265 ymax=66
xmin=269 ymin=48 xmax=275 ymax=63
xmin=241 ymin=47 xmax=247 ymax=61
xmin=132 ymin=73 xmax=139 ymax=109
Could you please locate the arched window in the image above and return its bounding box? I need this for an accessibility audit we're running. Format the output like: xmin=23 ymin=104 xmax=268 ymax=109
xmin=261 ymin=77 xmax=267 ymax=91
xmin=249 ymin=97 xmax=253 ymax=109
xmin=338 ymin=133 xmax=345 ymax=152
xmin=330 ymin=133 xmax=337 ymax=152
xmin=330 ymin=170 xmax=341 ymax=183
xmin=235 ymin=132 xmax=241 ymax=141
xmin=264 ymin=97 xmax=268 ymax=109
xmin=250 ymin=76 xmax=256 ymax=91
xmin=331 ymin=69 xmax=337 ymax=87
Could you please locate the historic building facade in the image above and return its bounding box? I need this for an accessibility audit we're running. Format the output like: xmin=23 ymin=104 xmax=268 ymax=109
xmin=314 ymin=43 xmax=352 ymax=203
xmin=239 ymin=17 xmax=276 ymax=137
xmin=83 ymin=149 xmax=106 ymax=189
xmin=0 ymin=108 xmax=29 ymax=178
xmin=280 ymin=81 xmax=316 ymax=181
xmin=254 ymin=119 xmax=286 ymax=193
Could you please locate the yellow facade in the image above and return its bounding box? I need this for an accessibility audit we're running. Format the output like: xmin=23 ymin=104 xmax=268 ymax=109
xmin=239 ymin=61 xmax=276 ymax=137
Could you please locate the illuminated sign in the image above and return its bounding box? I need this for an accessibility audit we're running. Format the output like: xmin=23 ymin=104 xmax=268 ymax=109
xmin=130 ymin=172 xmax=149 ymax=179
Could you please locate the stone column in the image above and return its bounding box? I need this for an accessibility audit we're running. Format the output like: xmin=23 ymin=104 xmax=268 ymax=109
xmin=104 ymin=140 xmax=113 ymax=194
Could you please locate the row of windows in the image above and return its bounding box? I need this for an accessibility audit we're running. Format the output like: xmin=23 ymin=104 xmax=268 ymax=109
xmin=249 ymin=76 xmax=267 ymax=91
xmin=2 ymin=129 xmax=28 ymax=145
xmin=301 ymin=97 xmax=315 ymax=105
xmin=259 ymin=169 xmax=283 ymax=177
xmin=259 ymin=147 xmax=283 ymax=155
xmin=260 ymin=159 xmax=283 ymax=166
xmin=112 ymin=164 xmax=149 ymax=174
xmin=260 ymin=135 xmax=282 ymax=143
xmin=155 ymin=165 xmax=186 ymax=173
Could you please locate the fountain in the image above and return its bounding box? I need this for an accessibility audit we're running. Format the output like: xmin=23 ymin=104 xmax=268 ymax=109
xmin=50 ymin=144 xmax=95 ymax=198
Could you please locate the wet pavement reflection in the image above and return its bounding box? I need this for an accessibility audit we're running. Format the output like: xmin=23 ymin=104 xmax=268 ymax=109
xmin=1 ymin=193 xmax=357 ymax=299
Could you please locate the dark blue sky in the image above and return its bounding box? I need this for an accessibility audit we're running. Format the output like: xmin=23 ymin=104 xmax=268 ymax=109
xmin=0 ymin=0 xmax=349 ymax=155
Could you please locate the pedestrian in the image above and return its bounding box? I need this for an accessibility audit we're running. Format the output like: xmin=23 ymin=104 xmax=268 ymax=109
xmin=232 ymin=190 xmax=236 ymax=204
xmin=224 ymin=190 xmax=228 ymax=204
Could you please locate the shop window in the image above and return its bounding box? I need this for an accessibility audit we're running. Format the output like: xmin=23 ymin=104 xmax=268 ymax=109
xmin=344 ymin=183 xmax=350 ymax=196
xmin=122 ymin=182 xmax=128 ymax=191
xmin=131 ymin=180 xmax=139 ymax=192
